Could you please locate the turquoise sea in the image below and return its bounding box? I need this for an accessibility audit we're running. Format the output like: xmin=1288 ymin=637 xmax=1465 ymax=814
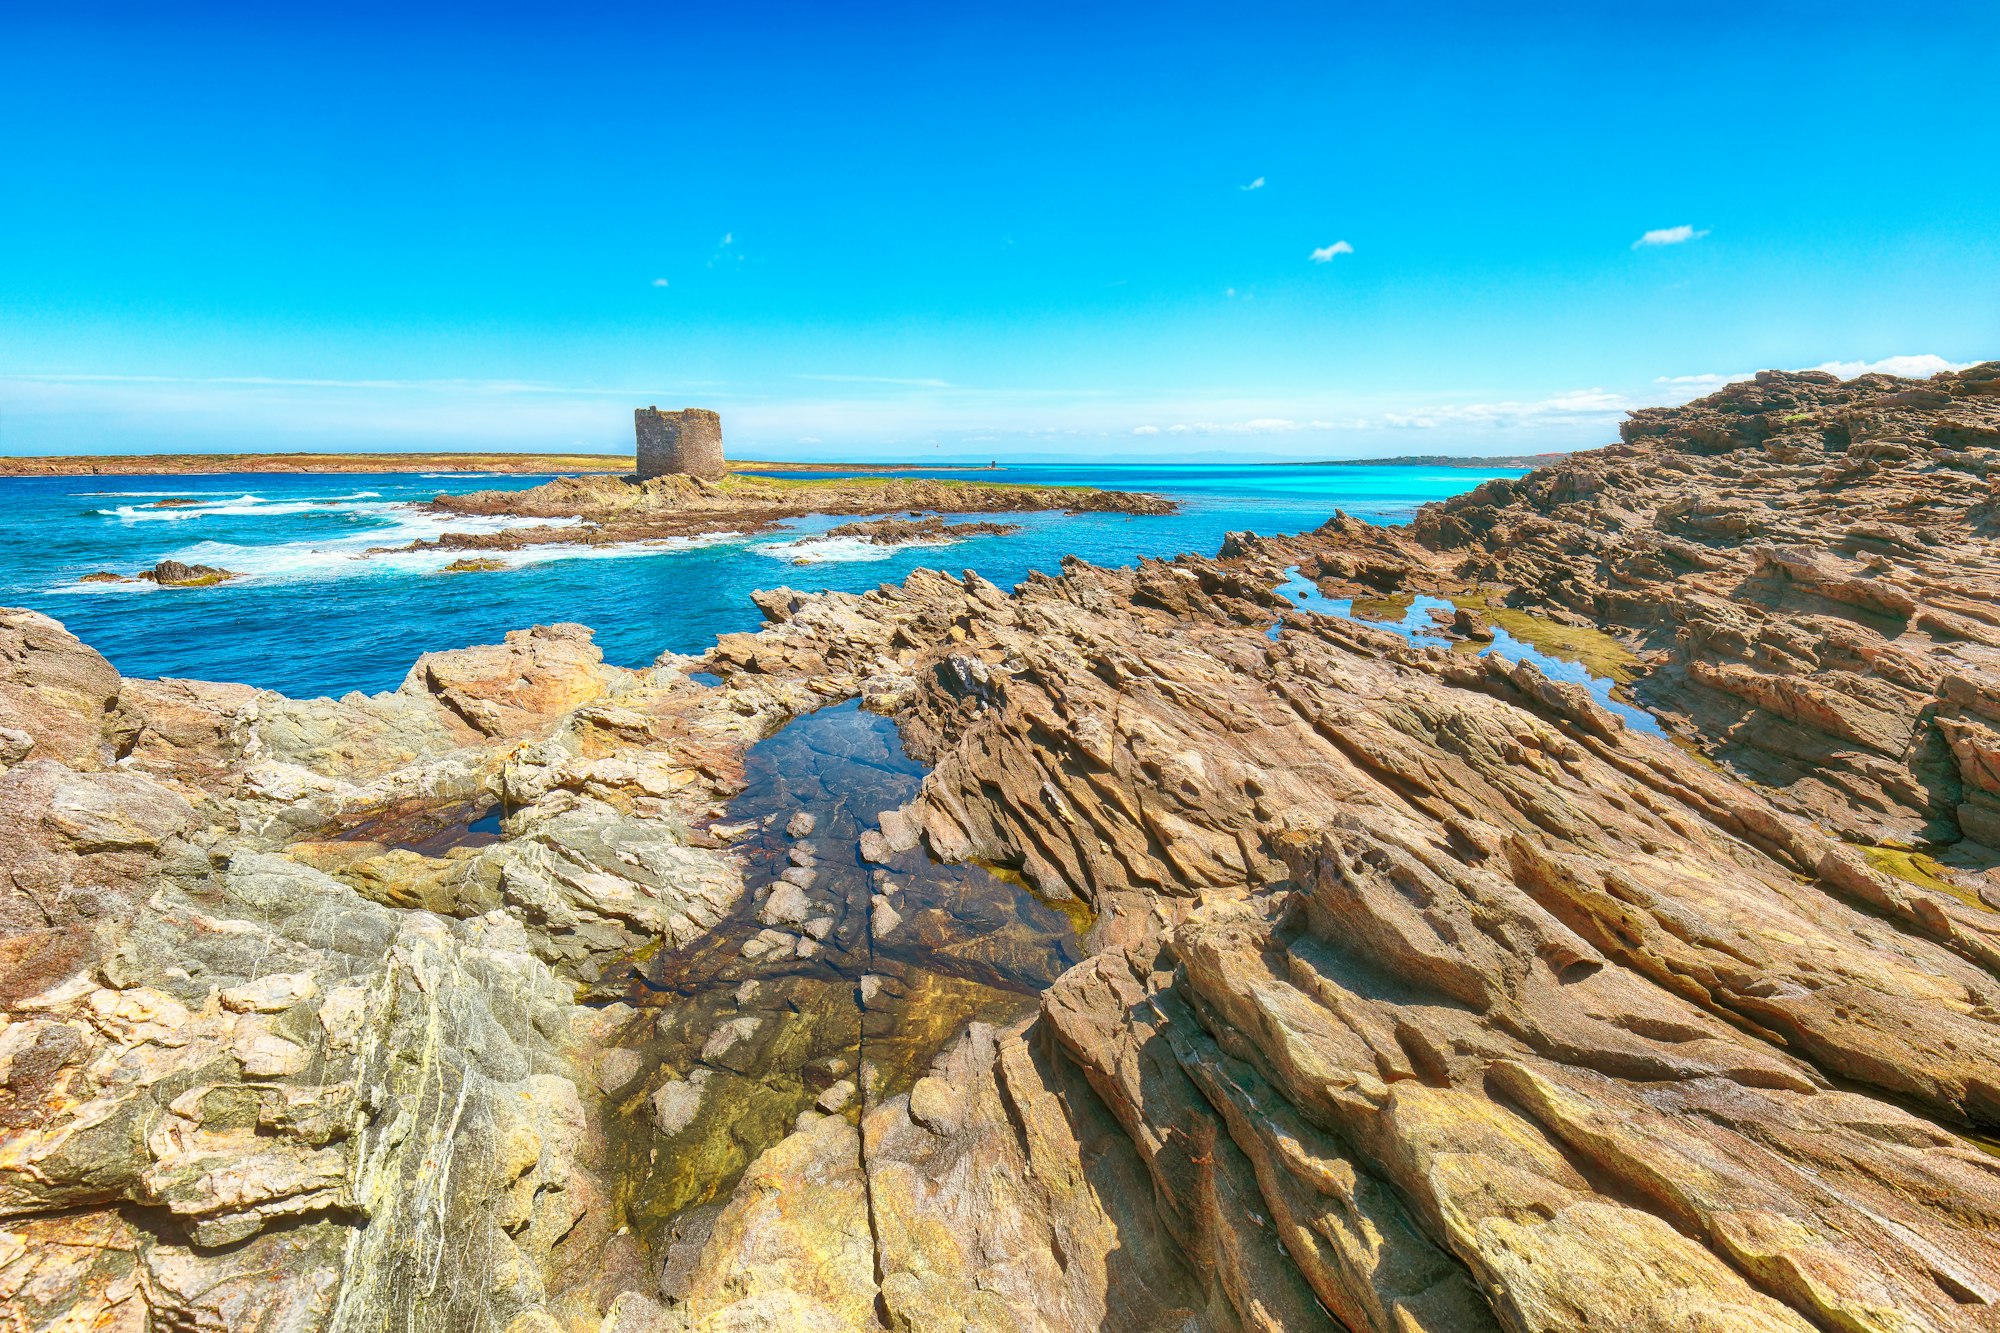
xmin=0 ymin=462 xmax=1524 ymax=698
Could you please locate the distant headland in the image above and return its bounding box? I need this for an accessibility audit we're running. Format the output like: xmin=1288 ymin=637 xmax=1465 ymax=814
xmin=0 ymin=450 xmax=1000 ymax=477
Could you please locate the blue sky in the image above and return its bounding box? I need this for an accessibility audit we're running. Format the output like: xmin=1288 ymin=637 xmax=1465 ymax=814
xmin=2 ymin=0 xmax=1995 ymax=461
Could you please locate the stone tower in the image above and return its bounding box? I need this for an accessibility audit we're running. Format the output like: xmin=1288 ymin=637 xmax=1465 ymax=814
xmin=635 ymin=407 xmax=726 ymax=480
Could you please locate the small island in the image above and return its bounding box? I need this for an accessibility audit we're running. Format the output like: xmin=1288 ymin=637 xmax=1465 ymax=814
xmin=378 ymin=406 xmax=1173 ymax=556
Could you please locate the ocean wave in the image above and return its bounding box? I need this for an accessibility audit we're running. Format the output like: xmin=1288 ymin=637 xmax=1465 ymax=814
xmin=752 ymin=535 xmax=953 ymax=564
xmin=94 ymin=492 xmax=404 ymax=521
xmin=47 ymin=518 xmax=737 ymax=593
xmin=47 ymin=578 xmax=159 ymax=596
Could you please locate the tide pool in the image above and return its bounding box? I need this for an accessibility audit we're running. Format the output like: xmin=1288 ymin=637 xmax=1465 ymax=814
xmin=1270 ymin=567 xmax=1662 ymax=735
xmin=0 ymin=462 xmax=1524 ymax=698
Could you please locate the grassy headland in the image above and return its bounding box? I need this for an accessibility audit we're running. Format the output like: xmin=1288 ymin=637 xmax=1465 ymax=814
xmin=0 ymin=451 xmax=1001 ymax=477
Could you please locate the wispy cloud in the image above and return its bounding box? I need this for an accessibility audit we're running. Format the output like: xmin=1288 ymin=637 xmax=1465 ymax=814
xmin=0 ymin=372 xmax=715 ymax=396
xmin=1384 ymin=388 xmax=1632 ymax=429
xmin=707 ymin=231 xmax=741 ymax=268
xmin=651 ymin=277 xmax=670 ymax=288
xmin=1129 ymin=417 xmax=1357 ymax=437
xmin=794 ymin=373 xmax=954 ymax=388
xmin=1241 ymin=176 xmax=1266 ymax=191
xmin=1654 ymin=371 xmax=1748 ymax=386
xmin=1631 ymin=224 xmax=1709 ymax=249
xmin=1309 ymin=240 xmax=1354 ymax=262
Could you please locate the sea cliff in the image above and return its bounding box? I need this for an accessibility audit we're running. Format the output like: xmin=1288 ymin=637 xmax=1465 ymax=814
xmin=5 ymin=363 xmax=2000 ymax=1332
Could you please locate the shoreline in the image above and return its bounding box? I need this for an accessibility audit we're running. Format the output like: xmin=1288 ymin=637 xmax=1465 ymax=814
xmin=7 ymin=362 xmax=2000 ymax=1328
xmin=0 ymin=451 xmax=1004 ymax=477
xmin=0 ymin=449 xmax=1565 ymax=478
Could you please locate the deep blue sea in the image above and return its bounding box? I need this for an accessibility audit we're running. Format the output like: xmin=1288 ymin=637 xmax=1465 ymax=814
xmin=0 ymin=463 xmax=1523 ymax=698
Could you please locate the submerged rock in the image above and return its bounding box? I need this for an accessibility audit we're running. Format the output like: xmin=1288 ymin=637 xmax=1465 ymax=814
xmin=819 ymin=512 xmax=1025 ymax=545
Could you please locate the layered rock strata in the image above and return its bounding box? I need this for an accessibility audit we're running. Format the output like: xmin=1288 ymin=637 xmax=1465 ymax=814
xmin=6 ymin=362 xmax=2000 ymax=1332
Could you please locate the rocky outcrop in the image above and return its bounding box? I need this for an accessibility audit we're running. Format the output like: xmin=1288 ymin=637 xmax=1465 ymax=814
xmin=141 ymin=559 xmax=236 ymax=587
xmin=0 ymin=620 xmax=794 ymax=1331
xmin=1255 ymin=363 xmax=2000 ymax=855
xmin=0 ymin=608 xmax=139 ymax=770
xmin=10 ymin=360 xmax=2000 ymax=1333
xmin=818 ymin=513 xmax=1024 ymax=545
xmin=405 ymin=471 xmax=1174 ymax=555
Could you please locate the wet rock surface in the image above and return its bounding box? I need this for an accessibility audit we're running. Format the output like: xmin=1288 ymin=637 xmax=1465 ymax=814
xmin=141 ymin=559 xmax=237 ymax=587
xmin=8 ymin=362 xmax=2000 ymax=1331
xmin=817 ymin=513 xmax=1025 ymax=545
xmin=600 ymin=699 xmax=1083 ymax=1258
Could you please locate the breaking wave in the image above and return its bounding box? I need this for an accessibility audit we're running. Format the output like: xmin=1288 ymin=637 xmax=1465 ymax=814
xmin=751 ymin=534 xmax=955 ymax=564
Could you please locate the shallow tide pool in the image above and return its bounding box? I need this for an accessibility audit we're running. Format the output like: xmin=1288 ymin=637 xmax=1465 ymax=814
xmin=1271 ymin=566 xmax=1663 ymax=735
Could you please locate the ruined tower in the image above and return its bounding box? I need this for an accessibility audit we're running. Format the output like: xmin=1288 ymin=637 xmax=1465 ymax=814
xmin=634 ymin=407 xmax=726 ymax=480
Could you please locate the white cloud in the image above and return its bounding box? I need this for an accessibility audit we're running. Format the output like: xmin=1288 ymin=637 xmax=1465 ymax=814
xmin=1631 ymin=224 xmax=1709 ymax=249
xmin=1310 ymin=241 xmax=1354 ymax=262
xmin=1807 ymin=353 xmax=1972 ymax=380
xmin=1131 ymin=425 xmax=1161 ymax=435
xmin=651 ymin=277 xmax=670 ymax=288
xmin=1655 ymin=354 xmax=1974 ymax=390
xmin=1241 ymin=176 xmax=1266 ymax=191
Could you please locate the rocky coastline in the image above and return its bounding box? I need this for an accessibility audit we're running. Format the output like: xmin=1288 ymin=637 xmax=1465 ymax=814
xmin=7 ymin=363 xmax=2000 ymax=1331
xmin=389 ymin=472 xmax=1171 ymax=556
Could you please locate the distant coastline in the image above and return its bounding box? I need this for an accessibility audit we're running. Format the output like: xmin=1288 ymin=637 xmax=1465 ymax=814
xmin=0 ymin=451 xmax=1003 ymax=477
xmin=0 ymin=449 xmax=1561 ymax=477
xmin=1271 ymin=452 xmax=1565 ymax=469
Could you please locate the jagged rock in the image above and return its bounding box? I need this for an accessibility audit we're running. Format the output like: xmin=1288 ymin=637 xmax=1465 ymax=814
xmin=0 ymin=609 xmax=138 ymax=769
xmin=403 ymin=622 xmax=620 ymax=739
xmin=141 ymin=559 xmax=235 ymax=587
xmin=13 ymin=360 xmax=2000 ymax=1333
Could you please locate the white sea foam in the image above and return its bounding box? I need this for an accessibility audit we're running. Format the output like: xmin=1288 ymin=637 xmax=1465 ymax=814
xmin=49 ymin=515 xmax=738 ymax=592
xmin=95 ymin=491 xmax=399 ymax=521
xmin=51 ymin=491 xmax=739 ymax=593
xmin=752 ymin=534 xmax=953 ymax=564
xmin=49 ymin=578 xmax=159 ymax=595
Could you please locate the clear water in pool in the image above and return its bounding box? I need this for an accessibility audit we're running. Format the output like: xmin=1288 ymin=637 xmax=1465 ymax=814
xmin=1271 ymin=566 xmax=1663 ymax=735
